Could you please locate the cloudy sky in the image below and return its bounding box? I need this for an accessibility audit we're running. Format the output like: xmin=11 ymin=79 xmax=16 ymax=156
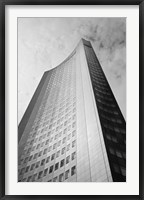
xmin=18 ymin=17 xmax=126 ymax=123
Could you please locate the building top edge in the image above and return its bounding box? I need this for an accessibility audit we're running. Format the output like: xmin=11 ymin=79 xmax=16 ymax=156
xmin=43 ymin=38 xmax=91 ymax=73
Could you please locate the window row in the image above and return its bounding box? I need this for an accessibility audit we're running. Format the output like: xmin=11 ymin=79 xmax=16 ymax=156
xmin=95 ymin=92 xmax=114 ymax=103
xmin=98 ymin=105 xmax=119 ymax=116
xmin=24 ymin=130 xmax=76 ymax=154
xmin=21 ymin=166 xmax=76 ymax=182
xmin=109 ymin=147 xmax=126 ymax=159
xmin=97 ymin=98 xmax=116 ymax=108
xmin=19 ymin=152 xmax=76 ymax=175
xmin=113 ymin=163 xmax=126 ymax=177
xmin=33 ymin=114 xmax=76 ymax=134
xmin=20 ymin=140 xmax=76 ymax=165
xmin=103 ymin=123 xmax=126 ymax=134
xmin=100 ymin=113 xmax=123 ymax=124
xmin=32 ymin=100 xmax=76 ymax=127
xmin=26 ymin=124 xmax=76 ymax=148
xmin=94 ymin=86 xmax=111 ymax=97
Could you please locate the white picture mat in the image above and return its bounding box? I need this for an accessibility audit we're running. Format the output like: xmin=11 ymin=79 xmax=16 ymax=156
xmin=5 ymin=5 xmax=139 ymax=195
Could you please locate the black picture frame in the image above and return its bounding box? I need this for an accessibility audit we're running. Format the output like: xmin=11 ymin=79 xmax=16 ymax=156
xmin=0 ymin=0 xmax=143 ymax=199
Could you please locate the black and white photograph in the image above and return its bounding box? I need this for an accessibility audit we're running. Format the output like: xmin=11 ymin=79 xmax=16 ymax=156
xmin=18 ymin=17 xmax=126 ymax=182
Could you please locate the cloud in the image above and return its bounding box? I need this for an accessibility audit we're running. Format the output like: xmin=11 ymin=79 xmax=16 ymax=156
xmin=18 ymin=18 xmax=126 ymax=122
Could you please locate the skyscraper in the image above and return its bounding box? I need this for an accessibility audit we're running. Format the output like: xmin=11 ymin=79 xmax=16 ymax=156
xmin=18 ymin=39 xmax=126 ymax=182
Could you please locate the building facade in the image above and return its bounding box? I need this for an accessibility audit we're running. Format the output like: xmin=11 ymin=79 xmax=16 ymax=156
xmin=18 ymin=39 xmax=126 ymax=182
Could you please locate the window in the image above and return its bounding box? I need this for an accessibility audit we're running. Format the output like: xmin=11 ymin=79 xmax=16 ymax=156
xmin=114 ymin=111 xmax=119 ymax=115
xmin=72 ymin=114 xmax=76 ymax=120
xmin=20 ymin=167 xmax=25 ymax=175
xmin=117 ymin=119 xmax=122 ymax=124
xmin=59 ymin=173 xmax=64 ymax=182
xmin=71 ymin=166 xmax=76 ymax=176
xmin=67 ymin=134 xmax=71 ymax=140
xmin=68 ymin=118 xmax=71 ymax=124
xmin=30 ymin=163 xmax=35 ymax=170
xmin=64 ymin=121 xmax=67 ymax=126
xmin=50 ymin=137 xmax=53 ymax=142
xmin=39 ymin=136 xmax=43 ymax=141
xmin=63 ymin=137 xmax=66 ymax=144
xmin=43 ymin=134 xmax=46 ymax=139
xmin=61 ymin=147 xmax=65 ymax=155
xmin=34 ymin=153 xmax=38 ymax=159
xmin=106 ymin=134 xmax=111 ymax=140
xmin=49 ymin=165 xmax=53 ymax=174
xmin=33 ymin=132 xmax=36 ymax=137
xmin=116 ymin=150 xmax=123 ymax=158
xmin=59 ymin=132 xmax=62 ymax=137
xmin=72 ymin=122 xmax=76 ymax=128
xmin=53 ymin=143 xmax=57 ymax=150
xmin=72 ymin=140 xmax=76 ymax=148
xmin=41 ymin=128 xmax=44 ymax=133
xmin=60 ymin=159 xmax=65 ymax=167
xmin=43 ymin=148 xmax=48 ymax=155
xmin=63 ymin=128 xmax=67 ymax=134
xmin=72 ymin=152 xmax=76 ymax=160
xmin=112 ymin=136 xmax=118 ymax=143
xmin=19 ymin=158 xmax=23 ymax=165
xmin=32 ymin=173 xmax=37 ymax=181
xmin=121 ymin=167 xmax=126 ymax=176
xmin=35 ymin=161 xmax=40 ymax=168
xmin=114 ymin=127 xmax=120 ymax=133
xmin=48 ymin=146 xmax=52 ymax=152
xmin=38 ymin=151 xmax=42 ymax=157
xmin=47 ymin=132 xmax=51 ymax=137
xmin=67 ymin=144 xmax=70 ymax=151
xmin=36 ymin=144 xmax=40 ymax=149
xmin=113 ymin=163 xmax=120 ymax=173
xmin=49 ymin=124 xmax=52 ymax=129
xmin=59 ymin=124 xmax=63 ymax=129
xmin=29 ymin=155 xmax=33 ymax=161
xmin=24 ymin=157 xmax=29 ymax=163
xmin=44 ymin=168 xmax=48 ymax=176
xmin=73 ymin=108 xmax=76 ymax=113
xmin=58 ymin=140 xmax=61 ymax=147
xmin=45 ymin=139 xmax=49 ymax=145
xmin=53 ymin=176 xmax=58 ymax=182
xmin=25 ymin=166 xmax=30 ymax=173
xmin=67 ymin=125 xmax=71 ymax=131
xmin=38 ymin=171 xmax=43 ymax=179
xmin=65 ymin=170 xmax=70 ymax=180
xmin=72 ymin=130 xmax=76 ymax=137
xmin=56 ymin=150 xmax=60 ymax=158
xmin=46 ymin=156 xmax=50 ymax=163
xmin=51 ymin=153 xmax=55 ymax=161
xmin=31 ymin=146 xmax=36 ymax=151
xmin=53 ymin=122 xmax=56 ymax=127
xmin=55 ymin=134 xmax=58 ymax=140
xmin=109 ymin=147 xmax=115 ymax=155
xmin=41 ymin=159 xmax=45 ymax=166
xmin=27 ymin=176 xmax=32 ymax=182
xmin=55 ymin=162 xmax=59 ymax=170
xmin=66 ymin=155 xmax=70 ymax=164
xmin=41 ymin=142 xmax=44 ymax=147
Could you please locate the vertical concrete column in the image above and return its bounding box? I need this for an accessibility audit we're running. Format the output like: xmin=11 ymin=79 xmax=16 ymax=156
xmin=76 ymin=43 xmax=91 ymax=182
